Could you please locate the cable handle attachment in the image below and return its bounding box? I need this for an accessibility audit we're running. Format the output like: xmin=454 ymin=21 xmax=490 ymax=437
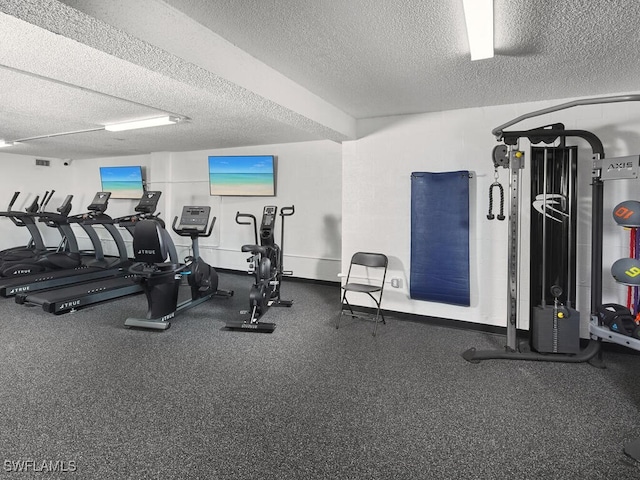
xmin=487 ymin=168 xmax=505 ymax=221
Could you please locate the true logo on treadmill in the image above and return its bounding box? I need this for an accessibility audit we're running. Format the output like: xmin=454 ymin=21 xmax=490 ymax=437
xmin=13 ymin=269 xmax=31 ymax=275
xmin=137 ymin=249 xmax=156 ymax=255
xmin=9 ymin=286 xmax=29 ymax=294
xmin=58 ymin=300 xmax=81 ymax=310
xmin=160 ymin=312 xmax=175 ymax=322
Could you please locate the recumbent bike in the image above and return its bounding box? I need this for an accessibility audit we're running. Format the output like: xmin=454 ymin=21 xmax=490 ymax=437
xmin=225 ymin=205 xmax=294 ymax=333
xmin=124 ymin=205 xmax=232 ymax=330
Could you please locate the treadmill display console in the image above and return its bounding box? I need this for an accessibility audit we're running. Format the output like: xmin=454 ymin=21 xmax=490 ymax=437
xmin=87 ymin=192 xmax=111 ymax=212
xmin=135 ymin=191 xmax=162 ymax=214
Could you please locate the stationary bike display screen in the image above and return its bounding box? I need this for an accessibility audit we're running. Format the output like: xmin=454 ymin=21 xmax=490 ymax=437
xmin=178 ymin=206 xmax=211 ymax=232
xmin=260 ymin=206 xmax=277 ymax=245
xmin=261 ymin=206 xmax=277 ymax=228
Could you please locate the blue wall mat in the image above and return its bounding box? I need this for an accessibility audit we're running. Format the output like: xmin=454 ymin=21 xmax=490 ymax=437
xmin=410 ymin=171 xmax=470 ymax=306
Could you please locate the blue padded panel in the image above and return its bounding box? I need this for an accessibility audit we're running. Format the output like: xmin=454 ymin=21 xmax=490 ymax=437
xmin=410 ymin=171 xmax=470 ymax=306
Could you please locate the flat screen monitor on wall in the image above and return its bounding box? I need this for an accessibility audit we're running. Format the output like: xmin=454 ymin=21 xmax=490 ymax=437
xmin=99 ymin=165 xmax=145 ymax=199
xmin=208 ymin=155 xmax=276 ymax=196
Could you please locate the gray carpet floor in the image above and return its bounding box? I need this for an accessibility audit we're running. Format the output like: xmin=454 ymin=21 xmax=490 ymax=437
xmin=0 ymin=272 xmax=640 ymax=479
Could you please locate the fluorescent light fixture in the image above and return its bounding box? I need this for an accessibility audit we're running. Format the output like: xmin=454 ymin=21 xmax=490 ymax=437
xmin=462 ymin=0 xmax=494 ymax=61
xmin=0 ymin=140 xmax=16 ymax=148
xmin=104 ymin=115 xmax=180 ymax=132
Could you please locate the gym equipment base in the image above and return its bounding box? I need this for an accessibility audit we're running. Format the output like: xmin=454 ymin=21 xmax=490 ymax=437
xmin=124 ymin=294 xmax=212 ymax=330
xmin=224 ymin=320 xmax=276 ymax=333
xmin=462 ymin=338 xmax=600 ymax=363
xmin=224 ymin=298 xmax=291 ymax=333
xmin=590 ymin=323 xmax=640 ymax=350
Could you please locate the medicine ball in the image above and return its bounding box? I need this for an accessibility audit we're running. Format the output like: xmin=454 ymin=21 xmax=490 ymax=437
xmin=611 ymin=258 xmax=640 ymax=285
xmin=613 ymin=200 xmax=640 ymax=227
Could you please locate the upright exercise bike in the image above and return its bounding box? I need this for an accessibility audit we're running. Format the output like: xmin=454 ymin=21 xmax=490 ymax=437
xmin=226 ymin=205 xmax=295 ymax=333
xmin=124 ymin=205 xmax=232 ymax=330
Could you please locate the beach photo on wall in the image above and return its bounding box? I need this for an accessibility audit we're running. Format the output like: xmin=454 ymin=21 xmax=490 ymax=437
xmin=99 ymin=165 xmax=145 ymax=199
xmin=208 ymin=155 xmax=276 ymax=196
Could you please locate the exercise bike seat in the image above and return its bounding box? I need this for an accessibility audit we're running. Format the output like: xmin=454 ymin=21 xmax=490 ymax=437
xmin=241 ymin=244 xmax=268 ymax=255
xmin=132 ymin=220 xmax=173 ymax=263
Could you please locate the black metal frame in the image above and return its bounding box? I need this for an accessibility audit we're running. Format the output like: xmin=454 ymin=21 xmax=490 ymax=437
xmin=226 ymin=205 xmax=294 ymax=333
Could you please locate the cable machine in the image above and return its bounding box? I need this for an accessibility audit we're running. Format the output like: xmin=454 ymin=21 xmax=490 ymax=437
xmin=463 ymin=94 xmax=640 ymax=363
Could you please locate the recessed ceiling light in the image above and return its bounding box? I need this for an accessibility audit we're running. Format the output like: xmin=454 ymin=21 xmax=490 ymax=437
xmin=462 ymin=0 xmax=494 ymax=61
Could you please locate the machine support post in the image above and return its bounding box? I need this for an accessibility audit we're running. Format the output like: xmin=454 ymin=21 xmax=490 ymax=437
xmin=591 ymin=154 xmax=604 ymax=316
xmin=507 ymin=147 xmax=524 ymax=351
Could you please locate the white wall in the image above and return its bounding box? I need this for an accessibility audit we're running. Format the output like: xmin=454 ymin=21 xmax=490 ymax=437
xmin=343 ymin=93 xmax=640 ymax=335
xmin=0 ymin=154 xmax=88 ymax=251
xmin=157 ymin=140 xmax=342 ymax=281
xmin=0 ymin=140 xmax=342 ymax=282
xmin=4 ymin=92 xmax=640 ymax=335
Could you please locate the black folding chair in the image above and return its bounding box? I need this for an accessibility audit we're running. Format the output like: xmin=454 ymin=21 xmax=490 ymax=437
xmin=338 ymin=252 xmax=388 ymax=336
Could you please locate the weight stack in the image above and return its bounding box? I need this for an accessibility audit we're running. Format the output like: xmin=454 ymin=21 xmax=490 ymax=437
xmin=531 ymin=305 xmax=580 ymax=354
xmin=530 ymin=146 xmax=578 ymax=308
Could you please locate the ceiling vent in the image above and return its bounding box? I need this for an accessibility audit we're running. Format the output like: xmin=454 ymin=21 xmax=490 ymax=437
xmin=35 ymin=159 xmax=50 ymax=166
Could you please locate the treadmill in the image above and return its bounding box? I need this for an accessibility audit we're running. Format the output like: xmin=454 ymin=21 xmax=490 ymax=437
xmin=15 ymin=191 xmax=163 ymax=314
xmin=0 ymin=191 xmax=56 ymax=261
xmin=0 ymin=193 xmax=85 ymax=274
xmin=0 ymin=192 xmax=129 ymax=297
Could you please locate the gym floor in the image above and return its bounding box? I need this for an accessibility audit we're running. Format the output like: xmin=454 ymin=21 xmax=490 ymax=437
xmin=1 ymin=272 xmax=639 ymax=479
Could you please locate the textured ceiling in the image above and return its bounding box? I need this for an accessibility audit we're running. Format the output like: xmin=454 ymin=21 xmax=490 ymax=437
xmin=0 ymin=0 xmax=639 ymax=159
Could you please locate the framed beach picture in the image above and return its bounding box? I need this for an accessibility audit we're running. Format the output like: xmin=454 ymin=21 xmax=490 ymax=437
xmin=208 ymin=155 xmax=276 ymax=196
xmin=99 ymin=165 xmax=145 ymax=199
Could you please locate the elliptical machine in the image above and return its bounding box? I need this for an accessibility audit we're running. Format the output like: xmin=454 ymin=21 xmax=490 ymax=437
xmin=225 ymin=205 xmax=295 ymax=333
xmin=124 ymin=205 xmax=232 ymax=330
